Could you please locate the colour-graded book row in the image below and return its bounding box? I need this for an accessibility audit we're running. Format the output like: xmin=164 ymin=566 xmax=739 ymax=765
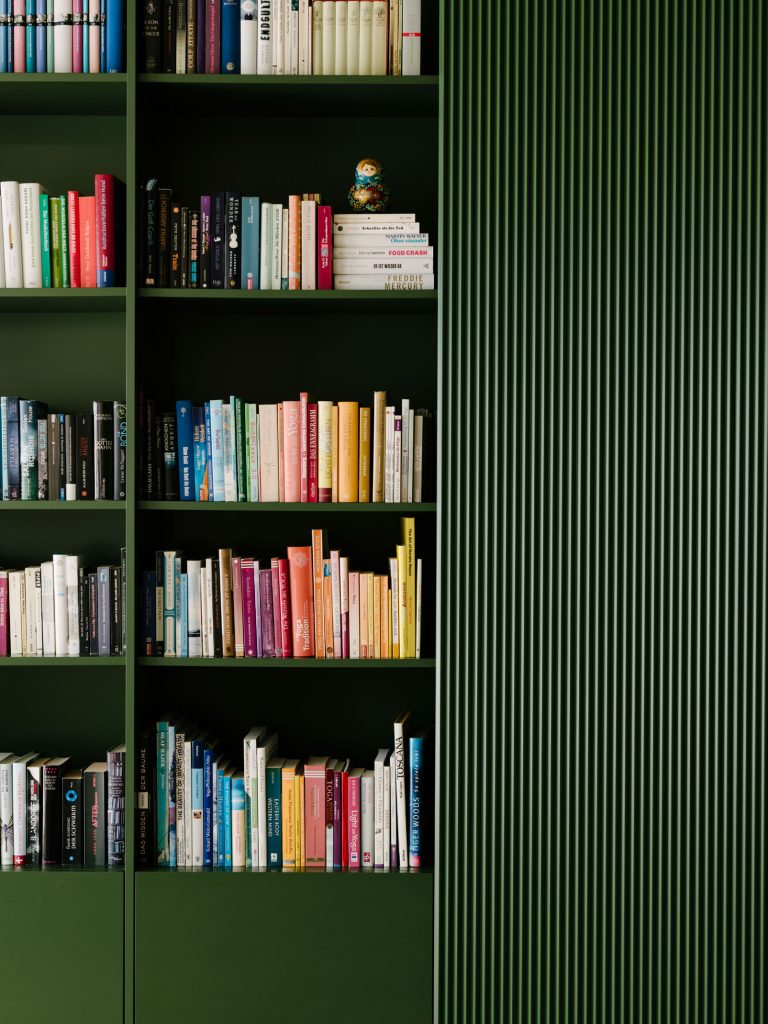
xmin=1 ymin=398 xmax=126 ymax=501
xmin=332 ymin=212 xmax=434 ymax=290
xmin=138 ymin=710 xmax=430 ymax=870
xmin=140 ymin=518 xmax=422 ymax=659
xmin=139 ymin=391 xmax=434 ymax=503
xmin=141 ymin=183 xmax=334 ymax=290
xmin=141 ymin=0 xmax=420 ymax=76
xmin=0 ymin=0 xmax=125 ymax=73
xmin=0 ymin=745 xmax=125 ymax=867
xmin=0 ymin=176 xmax=120 ymax=289
xmin=0 ymin=550 xmax=126 ymax=657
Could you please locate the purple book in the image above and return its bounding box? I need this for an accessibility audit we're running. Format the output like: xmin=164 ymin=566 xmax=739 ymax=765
xmin=259 ymin=568 xmax=275 ymax=657
xmin=253 ymin=559 xmax=262 ymax=657
xmin=241 ymin=560 xmax=256 ymax=656
xmin=333 ymin=767 xmax=343 ymax=869
xmin=205 ymin=0 xmax=220 ymax=72
xmin=200 ymin=196 xmax=212 ymax=288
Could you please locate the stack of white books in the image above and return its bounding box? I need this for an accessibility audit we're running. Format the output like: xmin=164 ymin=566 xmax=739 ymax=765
xmin=332 ymin=213 xmax=434 ymax=291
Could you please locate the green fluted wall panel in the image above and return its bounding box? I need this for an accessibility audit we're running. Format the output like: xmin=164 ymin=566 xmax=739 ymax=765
xmin=438 ymin=2 xmax=766 ymax=1021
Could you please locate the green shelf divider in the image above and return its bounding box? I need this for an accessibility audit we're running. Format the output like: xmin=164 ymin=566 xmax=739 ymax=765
xmin=0 ymin=657 xmax=126 ymax=667
xmin=0 ymin=500 xmax=127 ymax=511
xmin=0 ymin=288 xmax=127 ymax=312
xmin=0 ymin=73 xmax=128 ymax=115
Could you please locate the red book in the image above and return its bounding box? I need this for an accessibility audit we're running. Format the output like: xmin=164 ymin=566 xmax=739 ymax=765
xmin=79 ymin=196 xmax=97 ymax=288
xmin=67 ymin=192 xmax=81 ymax=288
xmin=0 ymin=574 xmax=7 ymax=656
xmin=206 ymin=0 xmax=221 ymax=73
xmin=278 ymin=558 xmax=292 ymax=658
xmin=299 ymin=391 xmax=309 ymax=502
xmin=241 ymin=558 xmax=257 ymax=657
xmin=304 ymin=759 xmax=328 ymax=867
xmin=270 ymin=559 xmax=282 ymax=657
xmin=94 ymin=173 xmax=116 ymax=287
xmin=308 ymin=402 xmax=318 ymax=502
xmin=316 ymin=205 xmax=333 ymax=290
xmin=287 ymin=546 xmax=314 ymax=657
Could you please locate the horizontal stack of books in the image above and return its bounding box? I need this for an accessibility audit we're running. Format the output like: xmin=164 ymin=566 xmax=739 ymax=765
xmin=0 ymin=0 xmax=125 ymax=73
xmin=1 ymin=397 xmax=126 ymax=501
xmin=0 ymin=745 xmax=125 ymax=867
xmin=141 ymin=0 xmax=420 ymax=76
xmin=138 ymin=712 xmax=430 ymax=870
xmin=141 ymin=518 xmax=422 ymax=659
xmin=333 ymin=213 xmax=433 ymax=290
xmin=0 ymin=550 xmax=127 ymax=657
xmin=139 ymin=391 xmax=434 ymax=503
xmin=0 ymin=176 xmax=120 ymax=289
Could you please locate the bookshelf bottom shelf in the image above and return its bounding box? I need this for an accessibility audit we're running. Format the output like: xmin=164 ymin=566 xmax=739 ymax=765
xmin=135 ymin=870 xmax=433 ymax=1022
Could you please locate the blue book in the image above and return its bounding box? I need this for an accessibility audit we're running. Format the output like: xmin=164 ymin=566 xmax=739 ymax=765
xmin=25 ymin=0 xmax=34 ymax=71
xmin=35 ymin=0 xmax=45 ymax=70
xmin=220 ymin=0 xmax=239 ymax=73
xmin=222 ymin=773 xmax=233 ymax=868
xmin=180 ymin=573 xmax=188 ymax=658
xmin=1 ymin=397 xmax=9 ymax=500
xmin=241 ymin=196 xmax=260 ymax=290
xmin=0 ymin=0 xmax=8 ymax=73
xmin=203 ymin=747 xmax=214 ymax=866
xmin=209 ymin=399 xmax=224 ymax=500
xmin=192 ymin=405 xmax=207 ymax=501
xmin=4 ymin=399 xmax=21 ymax=500
xmin=266 ymin=760 xmax=283 ymax=868
xmin=57 ymin=413 xmax=65 ymax=498
xmin=105 ymin=0 xmax=122 ymax=70
xmin=203 ymin=402 xmax=213 ymax=500
xmin=168 ymin=723 xmax=177 ymax=867
xmin=99 ymin=0 xmax=106 ymax=70
xmin=40 ymin=195 xmax=51 ymax=288
xmin=408 ymin=731 xmax=427 ymax=869
xmin=191 ymin=739 xmax=204 ymax=866
xmin=216 ymin=764 xmax=225 ymax=867
xmin=156 ymin=722 xmax=169 ymax=865
xmin=175 ymin=399 xmax=194 ymax=500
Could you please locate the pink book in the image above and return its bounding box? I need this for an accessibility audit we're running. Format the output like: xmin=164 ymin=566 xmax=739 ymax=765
xmin=241 ymin=559 xmax=256 ymax=657
xmin=277 ymin=403 xmax=285 ymax=502
xmin=67 ymin=192 xmax=81 ymax=288
xmin=95 ymin=173 xmax=116 ymax=287
xmin=340 ymin=556 xmax=349 ymax=658
xmin=270 ymin=559 xmax=282 ymax=657
xmin=0 ymin=574 xmax=8 ymax=656
xmin=79 ymin=196 xmax=97 ymax=288
xmin=347 ymin=771 xmax=362 ymax=869
xmin=282 ymin=400 xmax=301 ymax=502
xmin=206 ymin=0 xmax=221 ymax=72
xmin=13 ymin=0 xmax=24 ymax=72
xmin=316 ymin=205 xmax=333 ymax=290
xmin=89 ymin=10 xmax=100 ymax=73
xmin=278 ymin=558 xmax=292 ymax=659
xmin=232 ymin=557 xmax=244 ymax=657
xmin=299 ymin=391 xmax=309 ymax=502
xmin=308 ymin=403 xmax=318 ymax=502
xmin=72 ymin=0 xmax=83 ymax=72
xmin=304 ymin=761 xmax=327 ymax=866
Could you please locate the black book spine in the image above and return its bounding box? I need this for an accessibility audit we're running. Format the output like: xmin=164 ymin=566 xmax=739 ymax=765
xmin=113 ymin=400 xmax=127 ymax=500
xmin=180 ymin=206 xmax=190 ymax=288
xmin=61 ymin=774 xmax=83 ymax=866
xmin=144 ymin=397 xmax=155 ymax=498
xmin=57 ymin=413 xmax=66 ymax=500
xmin=6 ymin=397 xmax=20 ymax=499
xmin=36 ymin=406 xmax=48 ymax=499
xmin=110 ymin=565 xmax=121 ymax=656
xmin=162 ymin=412 xmax=179 ymax=499
xmin=170 ymin=204 xmax=181 ymax=287
xmin=225 ymin=192 xmax=241 ymax=289
xmin=143 ymin=179 xmax=159 ymax=285
xmin=47 ymin=414 xmax=59 ymax=502
xmin=26 ymin=769 xmax=43 ymax=867
xmin=157 ymin=188 xmax=172 ymax=287
xmin=83 ymin=768 xmax=106 ymax=867
xmin=153 ymin=402 xmax=163 ymax=496
xmin=78 ymin=567 xmax=90 ymax=656
xmin=189 ymin=209 xmax=199 ymax=288
xmin=76 ymin=412 xmax=94 ymax=499
xmin=42 ymin=766 xmax=62 ymax=866
xmin=93 ymin=401 xmax=115 ymax=500
xmin=97 ymin=566 xmax=111 ymax=656
xmin=211 ymin=556 xmax=223 ymax=657
xmin=142 ymin=0 xmax=162 ymax=72
xmin=120 ymin=547 xmax=127 ymax=655
xmin=142 ymin=570 xmax=156 ymax=655
xmin=107 ymin=750 xmax=125 ymax=867
xmin=162 ymin=0 xmax=175 ymax=72
xmin=136 ymin=734 xmax=155 ymax=866
xmin=88 ymin=571 xmax=99 ymax=655
xmin=211 ymin=192 xmax=226 ymax=288
xmin=154 ymin=551 xmax=164 ymax=656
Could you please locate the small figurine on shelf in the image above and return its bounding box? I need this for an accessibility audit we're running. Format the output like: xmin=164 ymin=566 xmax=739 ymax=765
xmin=348 ymin=157 xmax=391 ymax=213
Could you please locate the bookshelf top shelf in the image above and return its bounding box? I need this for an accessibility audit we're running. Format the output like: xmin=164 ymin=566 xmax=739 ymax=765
xmin=0 ymin=289 xmax=127 ymax=313
xmin=137 ymin=75 xmax=439 ymax=118
xmin=0 ymin=74 xmax=127 ymax=116
xmin=137 ymin=289 xmax=437 ymax=313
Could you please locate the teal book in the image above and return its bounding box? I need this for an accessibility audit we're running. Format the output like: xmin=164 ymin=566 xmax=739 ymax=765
xmin=59 ymin=195 xmax=70 ymax=288
xmin=222 ymin=770 xmax=233 ymax=869
xmin=40 ymin=194 xmax=51 ymax=288
xmin=240 ymin=196 xmax=260 ymax=289
xmin=156 ymin=721 xmax=169 ymax=865
xmin=266 ymin=759 xmax=285 ymax=869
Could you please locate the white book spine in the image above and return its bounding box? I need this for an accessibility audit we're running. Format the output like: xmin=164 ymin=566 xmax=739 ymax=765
xmin=333 ymin=245 xmax=433 ymax=258
xmin=382 ymin=763 xmax=391 ymax=869
xmin=0 ymin=205 xmax=5 ymax=288
xmin=400 ymin=0 xmax=420 ymax=74
xmin=52 ymin=554 xmax=68 ymax=656
xmin=200 ymin=566 xmax=209 ymax=658
xmin=205 ymin=558 xmax=215 ymax=656
xmin=361 ymin=770 xmax=374 ymax=867
xmin=389 ymin=749 xmax=398 ymax=865
xmin=389 ymin=556 xmax=399 ymax=652
xmin=175 ymin=563 xmax=183 ymax=656
xmin=400 ymin=398 xmax=410 ymax=501
xmin=289 ymin=0 xmax=299 ymax=72
xmin=333 ymin=231 xmax=429 ymax=247
xmin=65 ymin=555 xmax=81 ymax=657
xmin=321 ymin=0 xmax=334 ymax=72
xmin=41 ymin=561 xmax=55 ymax=656
xmin=184 ymin=741 xmax=192 ymax=866
xmin=0 ymin=763 xmax=13 ymax=865
xmin=256 ymin=745 xmax=268 ymax=867
xmin=222 ymin=404 xmax=235 ymax=501
xmin=346 ymin=0 xmax=359 ymax=72
xmin=8 ymin=571 xmax=22 ymax=656
xmin=53 ymin=0 xmax=73 ymax=72
xmin=259 ymin=202 xmax=271 ymax=289
xmin=384 ymin=406 xmax=393 ymax=502
xmin=359 ymin=0 xmax=372 ymax=73
xmin=300 ymin=200 xmax=316 ymax=289
xmin=257 ymin=0 xmax=272 ymax=73
xmin=1 ymin=181 xmax=22 ymax=288
xmin=333 ymin=221 xmax=421 ymax=234
xmin=333 ymin=272 xmax=434 ymax=290
xmin=24 ymin=567 xmax=37 ymax=656
xmin=394 ymin=720 xmax=408 ymax=867
xmin=340 ymin=556 xmax=349 ymax=654
xmin=334 ymin=0 xmax=347 ymax=73
xmin=19 ymin=183 xmax=43 ymax=288
xmin=373 ymin=754 xmax=385 ymax=867
xmin=187 ymin=560 xmax=202 ymax=657
xmin=258 ymin=404 xmax=279 ymax=501
xmin=413 ymin=413 xmax=423 ymax=501
xmin=415 ymin=556 xmax=422 ymax=656
xmin=248 ymin=404 xmax=260 ymax=500
xmin=349 ymin=572 xmax=360 ymax=658
xmin=270 ymin=202 xmax=282 ymax=289
xmin=407 ymin=408 xmax=415 ymax=501
xmin=240 ymin=0 xmax=259 ymax=73
xmin=310 ymin=0 xmax=322 ymax=72
xmin=33 ymin=567 xmax=43 ymax=656
xmin=163 ymin=551 xmax=176 ymax=657
xmin=273 ymin=0 xmax=284 ymax=71
xmin=333 ymin=256 xmax=433 ymax=274
xmin=333 ymin=212 xmax=418 ymax=222
xmin=281 ymin=206 xmax=289 ymax=286
xmin=12 ymin=762 xmax=27 ymax=864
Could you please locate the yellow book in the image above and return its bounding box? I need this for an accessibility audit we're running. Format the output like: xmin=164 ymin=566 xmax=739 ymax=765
xmin=373 ymin=574 xmax=381 ymax=658
xmin=331 ymin=404 xmax=339 ymax=503
xmin=282 ymin=759 xmax=299 ymax=867
xmin=388 ymin=589 xmax=392 ymax=658
xmin=317 ymin=400 xmax=333 ymax=502
xmin=295 ymin=770 xmax=304 ymax=868
xmin=396 ymin=544 xmax=408 ymax=658
xmin=338 ymin=401 xmax=359 ymax=502
xmin=358 ymin=406 xmax=371 ymax=502
xmin=367 ymin=572 xmax=375 ymax=656
xmin=401 ymin=517 xmax=416 ymax=657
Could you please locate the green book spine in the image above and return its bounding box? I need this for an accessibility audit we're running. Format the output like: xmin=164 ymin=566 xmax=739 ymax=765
xmin=40 ymin=195 xmax=51 ymax=288
xmin=234 ymin=396 xmax=247 ymax=502
xmin=50 ymin=196 xmax=62 ymax=288
xmin=59 ymin=194 xmax=70 ymax=288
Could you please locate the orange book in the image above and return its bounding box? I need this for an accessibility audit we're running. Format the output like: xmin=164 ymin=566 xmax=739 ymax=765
xmin=79 ymin=196 xmax=97 ymax=288
xmin=388 ymin=587 xmax=393 ymax=658
xmin=282 ymin=400 xmax=301 ymax=502
xmin=380 ymin=577 xmax=389 ymax=659
xmin=358 ymin=406 xmax=371 ymax=502
xmin=322 ymin=559 xmax=335 ymax=658
xmin=359 ymin=571 xmax=369 ymax=658
xmin=311 ymin=529 xmax=326 ymax=657
xmin=288 ymin=195 xmax=301 ymax=290
xmin=373 ymin=575 xmax=381 ymax=658
xmin=331 ymin=404 xmax=339 ymax=502
xmin=338 ymin=401 xmax=359 ymax=502
xmin=277 ymin=403 xmax=285 ymax=502
xmin=287 ymin=546 xmax=315 ymax=657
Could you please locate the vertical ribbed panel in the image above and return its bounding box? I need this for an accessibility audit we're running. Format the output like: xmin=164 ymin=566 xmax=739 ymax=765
xmin=437 ymin=2 xmax=766 ymax=1020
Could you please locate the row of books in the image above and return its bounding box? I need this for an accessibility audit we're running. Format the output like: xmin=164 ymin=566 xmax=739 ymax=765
xmin=140 ymin=711 xmax=429 ymax=870
xmin=140 ymin=392 xmax=434 ymax=503
xmin=0 ymin=176 xmax=119 ymax=289
xmin=141 ymin=519 xmax=421 ymax=658
xmin=0 ymin=0 xmax=124 ymax=73
xmin=0 ymin=398 xmax=126 ymax=501
xmin=0 ymin=746 xmax=125 ymax=867
xmin=141 ymin=0 xmax=420 ymax=77
xmin=332 ymin=211 xmax=433 ymax=289
xmin=0 ymin=551 xmax=126 ymax=657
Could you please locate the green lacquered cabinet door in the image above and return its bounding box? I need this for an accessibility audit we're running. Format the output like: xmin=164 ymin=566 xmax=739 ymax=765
xmin=0 ymin=871 xmax=124 ymax=1022
xmin=135 ymin=873 xmax=432 ymax=1023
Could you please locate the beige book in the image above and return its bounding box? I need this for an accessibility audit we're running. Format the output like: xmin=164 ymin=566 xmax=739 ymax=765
xmin=311 ymin=1 xmax=323 ymax=72
xmin=347 ymin=1 xmax=360 ymax=73
xmin=371 ymin=0 xmax=387 ymax=73
xmin=359 ymin=0 xmax=373 ymax=73
xmin=335 ymin=1 xmax=348 ymax=73
xmin=322 ymin=0 xmax=336 ymax=73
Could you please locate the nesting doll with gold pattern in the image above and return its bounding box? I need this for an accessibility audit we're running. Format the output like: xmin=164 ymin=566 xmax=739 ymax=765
xmin=348 ymin=157 xmax=391 ymax=213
